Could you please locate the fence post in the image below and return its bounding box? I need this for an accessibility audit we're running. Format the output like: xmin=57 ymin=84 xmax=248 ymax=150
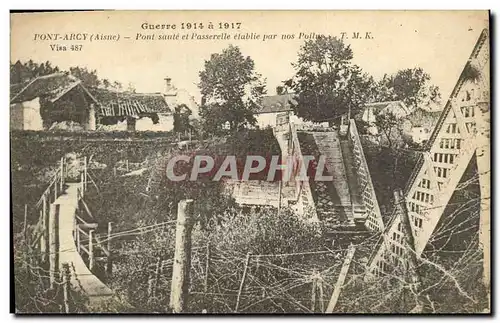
xmin=310 ymin=275 xmax=317 ymax=312
xmin=318 ymin=278 xmax=325 ymax=313
xmin=23 ymin=204 xmax=28 ymax=242
xmin=204 ymin=242 xmax=210 ymax=293
xmin=62 ymin=263 xmax=71 ymax=313
xmin=76 ymin=224 xmax=81 ymax=253
xmin=89 ymin=229 xmax=95 ymax=271
xmin=325 ymin=244 xmax=356 ymax=313
xmin=152 ymin=256 xmax=162 ymax=299
xmin=148 ymin=274 xmax=155 ymax=300
xmin=60 ymin=157 xmax=64 ymax=192
xmin=42 ymin=195 xmax=49 ymax=263
xmin=54 ymin=180 xmax=58 ymax=201
xmin=84 ymin=156 xmax=88 ymax=191
xmin=49 ymin=204 xmax=60 ymax=289
xmin=169 ymin=199 xmax=194 ymax=313
xmin=234 ymin=252 xmax=251 ymax=313
xmin=106 ymin=222 xmax=113 ymax=276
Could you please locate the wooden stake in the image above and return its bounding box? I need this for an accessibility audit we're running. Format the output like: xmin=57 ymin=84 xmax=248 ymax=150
xmin=54 ymin=181 xmax=58 ymax=201
xmin=277 ymin=180 xmax=282 ymax=215
xmin=153 ymin=257 xmax=162 ymax=298
xmin=204 ymin=242 xmax=210 ymax=293
xmin=126 ymin=159 xmax=129 ymax=172
xmin=325 ymin=244 xmax=356 ymax=313
xmin=60 ymin=157 xmax=64 ymax=192
xmin=310 ymin=276 xmax=317 ymax=312
xmin=318 ymin=279 xmax=325 ymax=313
xmin=84 ymin=156 xmax=88 ymax=191
xmin=169 ymin=199 xmax=194 ymax=313
xmin=106 ymin=222 xmax=113 ymax=276
xmin=148 ymin=275 xmax=155 ymax=299
xmin=80 ymin=172 xmax=84 ymax=197
xmin=234 ymin=252 xmax=251 ymax=313
xmin=76 ymin=225 xmax=81 ymax=253
xmin=89 ymin=229 xmax=95 ymax=271
xmin=42 ymin=195 xmax=49 ymax=263
xmin=49 ymin=204 xmax=60 ymax=289
xmin=23 ymin=204 xmax=28 ymax=242
xmin=62 ymin=263 xmax=70 ymax=313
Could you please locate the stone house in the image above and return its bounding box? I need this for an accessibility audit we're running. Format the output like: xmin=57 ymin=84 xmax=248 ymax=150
xmin=253 ymin=92 xmax=302 ymax=129
xmin=10 ymin=73 xmax=99 ymax=130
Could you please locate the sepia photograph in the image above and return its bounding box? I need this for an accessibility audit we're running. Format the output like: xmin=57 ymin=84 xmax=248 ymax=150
xmin=9 ymin=10 xmax=490 ymax=314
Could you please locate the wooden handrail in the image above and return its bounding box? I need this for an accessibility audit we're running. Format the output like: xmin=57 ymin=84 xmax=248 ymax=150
xmin=75 ymin=214 xmax=89 ymax=225
xmin=77 ymin=226 xmax=89 ymax=237
xmin=80 ymin=198 xmax=94 ymax=219
xmin=35 ymin=167 xmax=62 ymax=208
xmin=80 ymin=245 xmax=89 ymax=255
xmin=95 ymin=236 xmax=110 ymax=256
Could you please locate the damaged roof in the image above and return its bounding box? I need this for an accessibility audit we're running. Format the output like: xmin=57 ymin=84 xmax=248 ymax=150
xmin=89 ymin=88 xmax=171 ymax=117
xmin=254 ymin=93 xmax=297 ymax=114
xmin=10 ymin=73 xmax=98 ymax=105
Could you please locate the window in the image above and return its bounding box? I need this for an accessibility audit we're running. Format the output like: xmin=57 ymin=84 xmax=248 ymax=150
xmin=414 ymin=217 xmax=423 ymax=228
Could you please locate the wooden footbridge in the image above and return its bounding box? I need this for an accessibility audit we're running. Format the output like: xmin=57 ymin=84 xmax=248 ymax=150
xmin=28 ymin=155 xmax=114 ymax=306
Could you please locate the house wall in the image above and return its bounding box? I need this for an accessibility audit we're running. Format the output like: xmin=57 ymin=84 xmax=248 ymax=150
xmin=255 ymin=111 xmax=303 ymax=129
xmin=411 ymin=126 xmax=430 ymax=144
xmin=136 ymin=113 xmax=174 ymax=132
xmin=11 ymin=97 xmax=44 ymax=130
xmin=10 ymin=103 xmax=24 ymax=130
xmin=255 ymin=112 xmax=280 ymax=128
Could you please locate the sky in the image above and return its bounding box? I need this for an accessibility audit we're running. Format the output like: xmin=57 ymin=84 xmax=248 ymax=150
xmin=10 ymin=11 xmax=489 ymax=106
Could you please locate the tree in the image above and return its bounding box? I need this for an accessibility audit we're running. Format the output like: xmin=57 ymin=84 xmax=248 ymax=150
xmin=374 ymin=67 xmax=441 ymax=110
xmin=173 ymin=104 xmax=192 ymax=133
xmin=69 ymin=66 xmax=100 ymax=88
xmin=375 ymin=112 xmax=402 ymax=149
xmin=127 ymin=82 xmax=136 ymax=93
xmin=198 ymin=45 xmax=266 ymax=133
xmin=290 ymin=36 xmax=375 ymax=123
xmin=102 ymin=79 xmax=111 ymax=89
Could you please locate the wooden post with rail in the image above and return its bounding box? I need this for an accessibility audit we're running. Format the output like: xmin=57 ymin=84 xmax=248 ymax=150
xmin=62 ymin=262 xmax=71 ymax=313
xmin=49 ymin=204 xmax=60 ymax=289
xmin=42 ymin=195 xmax=49 ymax=263
xmin=89 ymin=229 xmax=95 ymax=271
xmin=60 ymin=157 xmax=64 ymax=192
xmin=83 ymin=156 xmax=87 ymax=191
xmin=169 ymin=199 xmax=194 ymax=313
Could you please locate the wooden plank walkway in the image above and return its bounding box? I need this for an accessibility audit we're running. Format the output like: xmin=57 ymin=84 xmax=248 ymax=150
xmin=55 ymin=183 xmax=113 ymax=304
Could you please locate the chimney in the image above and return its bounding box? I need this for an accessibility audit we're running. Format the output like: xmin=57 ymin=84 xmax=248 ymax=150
xmin=164 ymin=77 xmax=172 ymax=93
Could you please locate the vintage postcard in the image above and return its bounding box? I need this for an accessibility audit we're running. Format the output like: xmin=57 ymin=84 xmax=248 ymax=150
xmin=10 ymin=10 xmax=490 ymax=314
